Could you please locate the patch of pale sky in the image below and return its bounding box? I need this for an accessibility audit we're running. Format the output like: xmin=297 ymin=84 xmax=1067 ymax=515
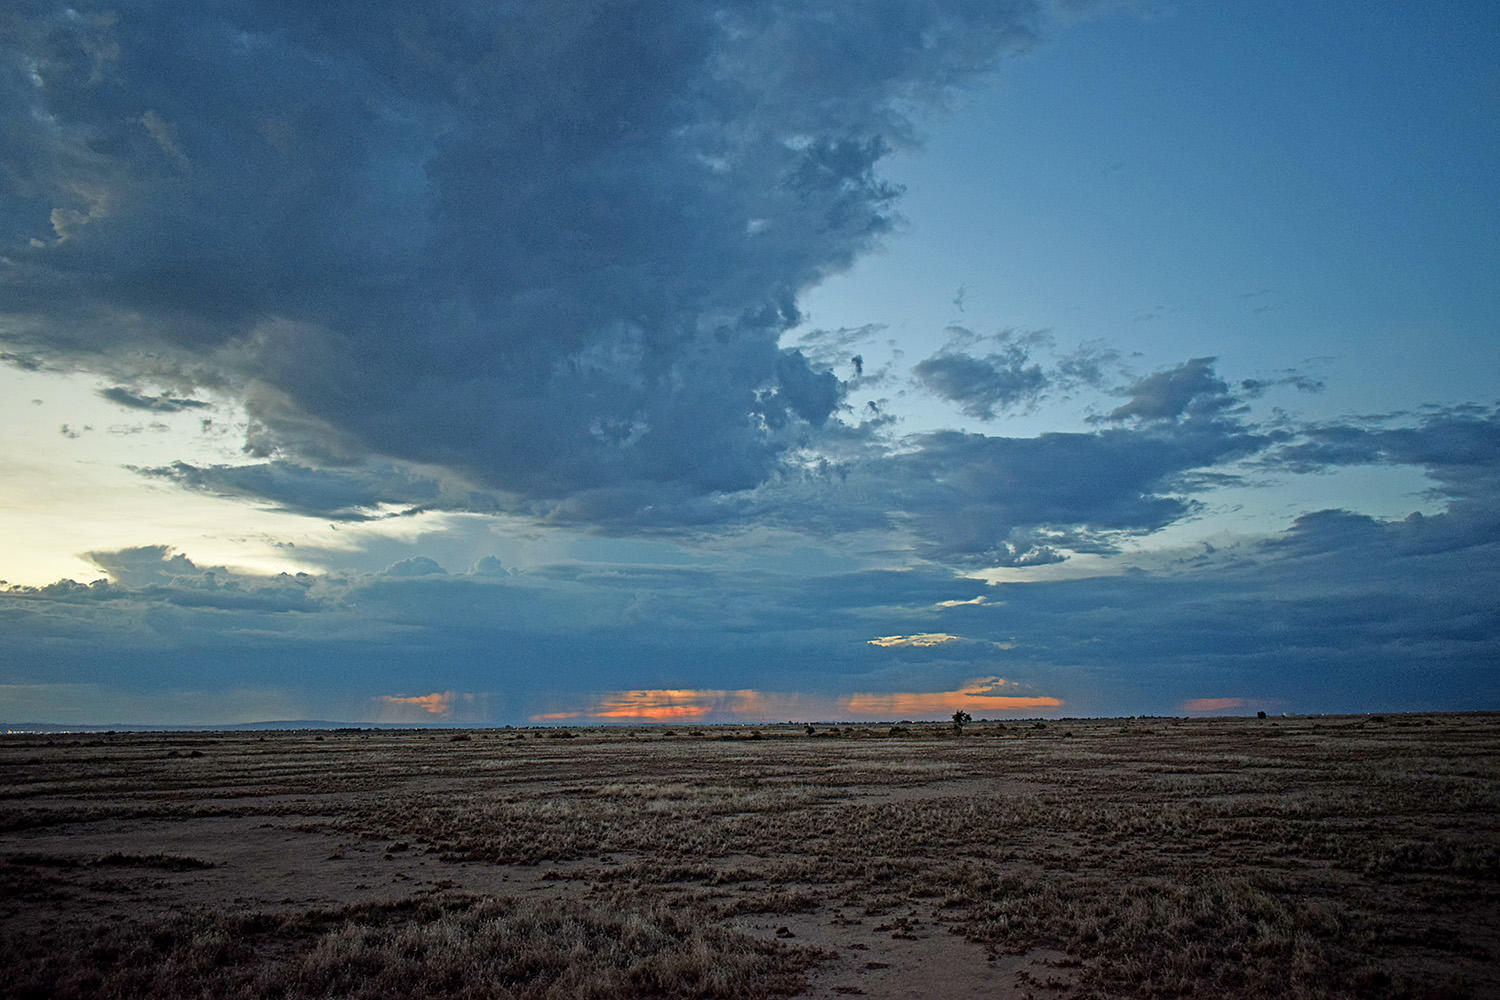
xmin=0 ymin=367 xmax=321 ymax=583
xmin=794 ymin=1 xmax=1499 ymax=432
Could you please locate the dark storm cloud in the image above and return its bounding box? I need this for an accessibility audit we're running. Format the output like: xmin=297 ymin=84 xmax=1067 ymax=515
xmin=769 ymin=349 xmax=842 ymax=427
xmin=10 ymin=1 xmax=1482 ymax=589
xmin=902 ymin=504 xmax=1500 ymax=715
xmin=2 ymin=0 xmax=1058 ymax=515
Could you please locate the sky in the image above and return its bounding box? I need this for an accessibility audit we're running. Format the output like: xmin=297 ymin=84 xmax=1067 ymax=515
xmin=1 ymin=0 xmax=1497 ymax=726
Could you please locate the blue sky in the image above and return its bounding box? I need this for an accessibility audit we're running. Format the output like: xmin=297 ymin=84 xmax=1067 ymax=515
xmin=2 ymin=1 xmax=1496 ymax=726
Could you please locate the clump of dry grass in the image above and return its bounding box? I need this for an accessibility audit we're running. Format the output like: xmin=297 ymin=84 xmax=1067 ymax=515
xmin=956 ymin=873 xmax=1382 ymax=998
xmin=1 ymin=895 xmax=822 ymax=1000
xmin=713 ymin=888 xmax=822 ymax=917
xmin=344 ymin=780 xmax=837 ymax=865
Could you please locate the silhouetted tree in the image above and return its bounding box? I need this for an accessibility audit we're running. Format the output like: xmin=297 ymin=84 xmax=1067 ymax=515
xmin=952 ymin=710 xmax=972 ymax=734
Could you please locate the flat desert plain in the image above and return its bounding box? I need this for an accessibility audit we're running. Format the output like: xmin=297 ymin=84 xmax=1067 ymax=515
xmin=2 ymin=714 xmax=1497 ymax=999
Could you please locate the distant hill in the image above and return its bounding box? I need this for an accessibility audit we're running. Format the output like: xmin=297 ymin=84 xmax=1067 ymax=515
xmin=1 ymin=719 xmax=476 ymax=733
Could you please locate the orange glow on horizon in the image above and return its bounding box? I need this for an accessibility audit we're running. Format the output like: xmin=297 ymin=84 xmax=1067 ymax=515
xmin=530 ymin=688 xmax=760 ymax=722
xmin=841 ymin=677 xmax=1061 ymax=718
xmin=1182 ymin=697 xmax=1248 ymax=713
xmin=377 ymin=691 xmax=456 ymax=716
xmin=596 ymin=702 xmax=713 ymax=719
xmin=529 ymin=680 xmax=1062 ymax=724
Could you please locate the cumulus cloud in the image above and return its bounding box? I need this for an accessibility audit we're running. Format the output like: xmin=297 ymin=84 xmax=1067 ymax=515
xmin=3 ymin=545 xmax=323 ymax=615
xmin=380 ymin=557 xmax=447 ymax=578
xmin=78 ymin=357 xmax=1500 ymax=589
xmin=912 ymin=329 xmax=1050 ymax=419
xmin=538 ymin=355 xmax=1275 ymax=568
xmin=1099 ymin=357 xmax=1238 ymax=423
xmin=911 ymin=328 xmax=1125 ymax=421
xmin=85 ymin=544 xmax=205 ymax=586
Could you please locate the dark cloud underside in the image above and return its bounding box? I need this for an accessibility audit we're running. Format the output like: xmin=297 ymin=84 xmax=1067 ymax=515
xmin=2 ymin=0 xmax=1049 ymax=507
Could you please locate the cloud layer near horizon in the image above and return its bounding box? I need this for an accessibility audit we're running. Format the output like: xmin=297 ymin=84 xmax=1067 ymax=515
xmin=3 ymin=490 xmax=1496 ymax=724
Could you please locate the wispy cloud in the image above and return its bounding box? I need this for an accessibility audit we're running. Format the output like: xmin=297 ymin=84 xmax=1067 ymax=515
xmin=868 ymin=632 xmax=1015 ymax=650
xmin=868 ymin=633 xmax=963 ymax=647
xmin=935 ymin=596 xmax=988 ymax=608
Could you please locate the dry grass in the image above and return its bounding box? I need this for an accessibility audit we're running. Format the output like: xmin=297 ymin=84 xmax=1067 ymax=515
xmin=2 ymin=714 xmax=1497 ymax=998
xmin=1 ymin=895 xmax=822 ymax=999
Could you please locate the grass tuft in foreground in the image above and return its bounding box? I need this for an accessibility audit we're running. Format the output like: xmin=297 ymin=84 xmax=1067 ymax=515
xmin=1 ymin=895 xmax=821 ymax=1000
